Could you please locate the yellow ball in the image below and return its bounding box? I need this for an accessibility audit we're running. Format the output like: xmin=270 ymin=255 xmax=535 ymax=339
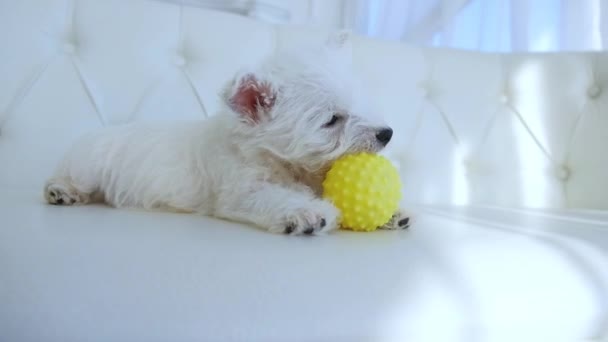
xmin=322 ymin=153 xmax=402 ymax=232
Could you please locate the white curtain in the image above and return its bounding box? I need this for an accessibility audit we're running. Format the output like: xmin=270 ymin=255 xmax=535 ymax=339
xmin=343 ymin=0 xmax=470 ymax=43
xmin=158 ymin=0 xmax=608 ymax=52
xmin=346 ymin=0 xmax=608 ymax=52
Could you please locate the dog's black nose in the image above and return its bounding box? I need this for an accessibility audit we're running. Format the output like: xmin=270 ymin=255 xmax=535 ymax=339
xmin=376 ymin=128 xmax=393 ymax=146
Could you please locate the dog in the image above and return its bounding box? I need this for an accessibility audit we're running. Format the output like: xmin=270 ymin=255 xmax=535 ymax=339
xmin=43 ymin=31 xmax=411 ymax=235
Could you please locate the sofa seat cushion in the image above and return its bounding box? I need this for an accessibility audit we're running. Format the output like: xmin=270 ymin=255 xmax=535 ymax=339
xmin=1 ymin=188 xmax=606 ymax=341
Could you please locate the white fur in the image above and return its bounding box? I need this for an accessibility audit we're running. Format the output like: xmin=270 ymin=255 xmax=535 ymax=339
xmin=44 ymin=32 xmax=411 ymax=235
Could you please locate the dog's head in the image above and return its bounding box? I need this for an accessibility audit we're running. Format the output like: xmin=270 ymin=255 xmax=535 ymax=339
xmin=223 ymin=31 xmax=392 ymax=171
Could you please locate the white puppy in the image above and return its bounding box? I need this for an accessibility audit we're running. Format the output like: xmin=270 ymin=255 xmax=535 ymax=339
xmin=44 ymin=32 xmax=410 ymax=235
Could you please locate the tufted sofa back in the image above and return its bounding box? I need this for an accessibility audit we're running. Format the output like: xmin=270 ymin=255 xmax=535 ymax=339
xmin=1 ymin=0 xmax=607 ymax=209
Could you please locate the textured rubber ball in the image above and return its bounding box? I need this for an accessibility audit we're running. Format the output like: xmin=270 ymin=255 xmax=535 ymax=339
xmin=323 ymin=153 xmax=402 ymax=232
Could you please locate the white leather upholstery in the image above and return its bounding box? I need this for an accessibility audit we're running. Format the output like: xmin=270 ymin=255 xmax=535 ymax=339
xmin=2 ymin=1 xmax=608 ymax=342
xmin=2 ymin=0 xmax=607 ymax=209
xmin=1 ymin=188 xmax=608 ymax=342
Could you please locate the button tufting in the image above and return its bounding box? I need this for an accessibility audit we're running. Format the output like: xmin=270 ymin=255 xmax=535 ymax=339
xmin=173 ymin=54 xmax=187 ymax=67
xmin=499 ymin=92 xmax=509 ymax=104
xmin=587 ymin=84 xmax=602 ymax=99
xmin=63 ymin=42 xmax=77 ymax=55
xmin=418 ymin=85 xmax=429 ymax=98
xmin=463 ymin=158 xmax=477 ymax=175
xmin=418 ymin=82 xmax=434 ymax=99
xmin=556 ymin=165 xmax=571 ymax=181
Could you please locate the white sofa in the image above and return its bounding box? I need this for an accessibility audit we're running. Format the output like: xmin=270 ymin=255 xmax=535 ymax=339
xmin=1 ymin=1 xmax=607 ymax=341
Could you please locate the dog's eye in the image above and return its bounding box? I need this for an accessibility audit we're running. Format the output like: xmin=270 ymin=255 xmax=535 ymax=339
xmin=324 ymin=114 xmax=341 ymax=128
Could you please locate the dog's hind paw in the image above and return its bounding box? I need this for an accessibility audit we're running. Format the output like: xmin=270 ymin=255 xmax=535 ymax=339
xmin=44 ymin=180 xmax=89 ymax=206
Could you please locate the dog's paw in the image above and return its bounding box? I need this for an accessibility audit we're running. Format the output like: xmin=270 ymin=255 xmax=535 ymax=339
xmin=378 ymin=209 xmax=412 ymax=230
xmin=279 ymin=201 xmax=339 ymax=236
xmin=44 ymin=180 xmax=88 ymax=206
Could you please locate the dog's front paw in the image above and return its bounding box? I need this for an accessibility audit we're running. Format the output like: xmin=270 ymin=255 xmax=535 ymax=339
xmin=279 ymin=201 xmax=339 ymax=236
xmin=378 ymin=209 xmax=412 ymax=230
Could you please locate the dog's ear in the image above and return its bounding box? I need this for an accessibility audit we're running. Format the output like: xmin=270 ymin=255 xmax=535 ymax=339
xmin=224 ymin=73 xmax=276 ymax=125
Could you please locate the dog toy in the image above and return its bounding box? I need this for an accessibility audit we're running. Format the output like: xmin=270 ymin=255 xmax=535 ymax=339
xmin=322 ymin=153 xmax=401 ymax=231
